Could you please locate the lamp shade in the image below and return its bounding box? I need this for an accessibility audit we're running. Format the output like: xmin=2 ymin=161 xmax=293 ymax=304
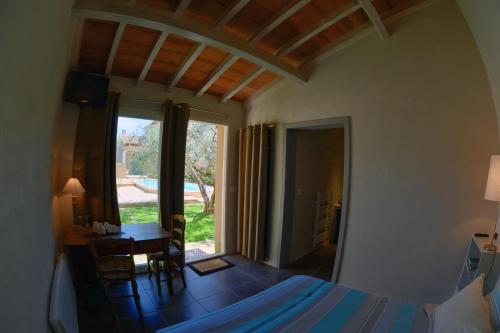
xmin=485 ymin=155 xmax=500 ymax=201
xmin=62 ymin=177 xmax=85 ymax=195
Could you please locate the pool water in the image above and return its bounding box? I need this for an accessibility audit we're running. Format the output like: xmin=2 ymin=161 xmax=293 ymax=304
xmin=133 ymin=178 xmax=212 ymax=192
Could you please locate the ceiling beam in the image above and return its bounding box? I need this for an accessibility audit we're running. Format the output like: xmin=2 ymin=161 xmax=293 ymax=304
xmin=196 ymin=55 xmax=239 ymax=97
xmin=137 ymin=31 xmax=169 ymax=84
xmin=357 ymin=0 xmax=389 ymax=39
xmin=215 ymin=0 xmax=250 ymax=30
xmin=249 ymin=0 xmax=312 ymax=44
xmin=167 ymin=42 xmax=206 ymax=91
xmin=304 ymin=0 xmax=441 ymax=68
xmin=175 ymin=0 xmax=192 ymax=15
xmin=73 ymin=1 xmax=307 ymax=84
xmin=222 ymin=67 xmax=266 ymax=102
xmin=105 ymin=21 xmax=126 ymax=76
xmin=276 ymin=4 xmax=361 ymax=57
xmin=303 ymin=23 xmax=372 ymax=67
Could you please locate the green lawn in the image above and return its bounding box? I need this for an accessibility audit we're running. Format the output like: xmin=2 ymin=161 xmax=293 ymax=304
xmin=119 ymin=203 xmax=214 ymax=242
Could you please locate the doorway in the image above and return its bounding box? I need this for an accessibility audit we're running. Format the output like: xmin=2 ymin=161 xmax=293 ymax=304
xmin=280 ymin=117 xmax=350 ymax=282
xmin=114 ymin=114 xmax=228 ymax=264
xmin=184 ymin=120 xmax=226 ymax=262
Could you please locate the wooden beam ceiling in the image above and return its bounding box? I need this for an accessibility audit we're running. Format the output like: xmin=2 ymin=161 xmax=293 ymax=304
xmin=216 ymin=0 xmax=251 ymax=30
xmin=175 ymin=0 xmax=192 ymax=15
xmin=358 ymin=0 xmax=389 ymax=39
xmin=74 ymin=0 xmax=439 ymax=104
xmin=248 ymin=0 xmax=312 ymax=44
xmin=167 ymin=42 xmax=206 ymax=90
xmin=137 ymin=31 xmax=169 ymax=83
xmin=105 ymin=21 xmax=126 ymax=75
xmin=196 ymin=54 xmax=239 ymax=97
xmin=276 ymin=3 xmax=362 ymax=57
xmin=222 ymin=67 xmax=266 ymax=102
xmin=73 ymin=0 xmax=308 ymax=84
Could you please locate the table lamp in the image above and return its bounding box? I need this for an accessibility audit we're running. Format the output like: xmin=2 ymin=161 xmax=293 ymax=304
xmin=62 ymin=177 xmax=85 ymax=224
xmin=484 ymin=155 xmax=500 ymax=251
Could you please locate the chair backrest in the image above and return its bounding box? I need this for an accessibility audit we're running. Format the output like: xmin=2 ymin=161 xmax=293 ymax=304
xmin=89 ymin=237 xmax=135 ymax=279
xmin=171 ymin=214 xmax=186 ymax=254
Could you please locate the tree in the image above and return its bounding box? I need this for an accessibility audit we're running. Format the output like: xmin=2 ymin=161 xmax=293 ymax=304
xmin=128 ymin=121 xmax=160 ymax=178
xmin=185 ymin=121 xmax=217 ymax=214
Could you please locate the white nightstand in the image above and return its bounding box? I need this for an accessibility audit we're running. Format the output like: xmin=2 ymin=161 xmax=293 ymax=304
xmin=456 ymin=236 xmax=500 ymax=294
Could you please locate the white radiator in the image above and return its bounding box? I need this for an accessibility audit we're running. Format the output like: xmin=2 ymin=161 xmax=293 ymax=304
xmin=313 ymin=192 xmax=333 ymax=247
xmin=49 ymin=253 xmax=79 ymax=333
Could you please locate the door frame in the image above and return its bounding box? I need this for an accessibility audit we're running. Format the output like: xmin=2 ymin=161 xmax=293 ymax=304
xmin=278 ymin=116 xmax=351 ymax=283
xmin=117 ymin=98 xmax=230 ymax=256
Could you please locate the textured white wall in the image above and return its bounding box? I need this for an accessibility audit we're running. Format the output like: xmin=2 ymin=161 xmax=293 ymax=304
xmin=0 ymin=0 xmax=73 ymax=331
xmin=247 ymin=0 xmax=499 ymax=303
xmin=456 ymin=0 xmax=500 ymax=139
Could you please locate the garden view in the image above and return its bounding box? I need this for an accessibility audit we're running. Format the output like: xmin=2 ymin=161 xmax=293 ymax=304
xmin=116 ymin=118 xmax=218 ymax=249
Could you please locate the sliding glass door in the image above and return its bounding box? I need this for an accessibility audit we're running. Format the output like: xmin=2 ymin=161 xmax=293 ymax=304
xmin=116 ymin=116 xmax=162 ymax=224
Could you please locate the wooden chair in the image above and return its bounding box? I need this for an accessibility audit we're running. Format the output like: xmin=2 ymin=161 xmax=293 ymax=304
xmin=89 ymin=237 xmax=143 ymax=324
xmin=147 ymin=214 xmax=187 ymax=295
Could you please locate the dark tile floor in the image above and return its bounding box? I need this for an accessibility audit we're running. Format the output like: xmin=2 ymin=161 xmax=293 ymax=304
xmin=283 ymin=243 xmax=337 ymax=281
xmin=78 ymin=255 xmax=294 ymax=333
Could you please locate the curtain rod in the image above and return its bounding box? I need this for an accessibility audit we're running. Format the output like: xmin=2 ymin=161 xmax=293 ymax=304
xmin=122 ymin=97 xmax=230 ymax=119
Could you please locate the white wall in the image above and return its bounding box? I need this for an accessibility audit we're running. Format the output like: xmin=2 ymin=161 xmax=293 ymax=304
xmin=52 ymin=103 xmax=80 ymax=252
xmin=456 ymin=0 xmax=500 ymax=139
xmin=0 ymin=0 xmax=73 ymax=331
xmin=247 ymin=0 xmax=499 ymax=303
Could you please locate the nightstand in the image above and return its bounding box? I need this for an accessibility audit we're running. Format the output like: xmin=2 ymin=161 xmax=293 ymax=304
xmin=456 ymin=236 xmax=500 ymax=294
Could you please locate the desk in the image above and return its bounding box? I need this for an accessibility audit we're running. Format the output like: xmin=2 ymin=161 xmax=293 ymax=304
xmin=64 ymin=223 xmax=174 ymax=295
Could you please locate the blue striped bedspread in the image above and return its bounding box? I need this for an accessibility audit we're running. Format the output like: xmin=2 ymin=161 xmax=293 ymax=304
xmin=157 ymin=275 xmax=430 ymax=333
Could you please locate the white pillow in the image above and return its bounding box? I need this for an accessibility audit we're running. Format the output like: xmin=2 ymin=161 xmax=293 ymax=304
xmin=433 ymin=274 xmax=493 ymax=333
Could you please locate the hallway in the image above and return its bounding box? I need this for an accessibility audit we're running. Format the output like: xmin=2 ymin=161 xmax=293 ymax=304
xmin=283 ymin=243 xmax=337 ymax=281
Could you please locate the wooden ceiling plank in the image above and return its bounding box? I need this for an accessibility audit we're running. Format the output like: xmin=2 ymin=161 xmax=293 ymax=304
xmin=73 ymin=1 xmax=307 ymax=84
xmin=196 ymin=54 xmax=239 ymax=97
xmin=244 ymin=76 xmax=283 ymax=106
xmin=303 ymin=22 xmax=372 ymax=66
xmin=175 ymin=0 xmax=192 ymax=15
xmin=249 ymin=0 xmax=312 ymax=44
xmin=357 ymin=0 xmax=389 ymax=39
xmin=167 ymin=42 xmax=207 ymax=90
xmin=216 ymin=0 xmax=251 ymax=30
xmin=137 ymin=31 xmax=169 ymax=83
xmin=222 ymin=67 xmax=266 ymax=102
xmin=276 ymin=4 xmax=362 ymax=57
xmin=305 ymin=0 xmax=442 ymax=68
xmin=70 ymin=18 xmax=84 ymax=70
xmin=105 ymin=21 xmax=126 ymax=75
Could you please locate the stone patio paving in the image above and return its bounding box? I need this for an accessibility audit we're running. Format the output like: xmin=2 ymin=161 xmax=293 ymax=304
xmin=117 ymin=185 xmax=203 ymax=206
xmin=134 ymin=239 xmax=215 ymax=268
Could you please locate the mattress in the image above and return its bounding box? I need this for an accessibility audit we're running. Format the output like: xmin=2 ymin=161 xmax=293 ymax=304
xmin=157 ymin=275 xmax=430 ymax=333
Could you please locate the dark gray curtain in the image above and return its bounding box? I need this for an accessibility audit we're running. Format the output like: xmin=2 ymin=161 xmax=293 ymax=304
xmin=159 ymin=100 xmax=190 ymax=231
xmin=73 ymin=93 xmax=120 ymax=225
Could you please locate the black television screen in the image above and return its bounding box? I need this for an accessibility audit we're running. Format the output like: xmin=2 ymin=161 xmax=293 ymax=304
xmin=64 ymin=71 xmax=110 ymax=107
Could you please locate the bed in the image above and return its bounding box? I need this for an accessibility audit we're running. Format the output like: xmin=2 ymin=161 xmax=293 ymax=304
xmin=157 ymin=275 xmax=430 ymax=333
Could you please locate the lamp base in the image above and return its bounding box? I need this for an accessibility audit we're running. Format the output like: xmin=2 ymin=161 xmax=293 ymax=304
xmin=484 ymin=243 xmax=497 ymax=252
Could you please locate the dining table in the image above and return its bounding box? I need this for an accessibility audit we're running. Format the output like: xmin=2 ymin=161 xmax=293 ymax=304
xmin=64 ymin=222 xmax=174 ymax=295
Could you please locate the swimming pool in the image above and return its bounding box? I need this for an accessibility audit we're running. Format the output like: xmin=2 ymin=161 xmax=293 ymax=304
xmin=133 ymin=178 xmax=212 ymax=192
